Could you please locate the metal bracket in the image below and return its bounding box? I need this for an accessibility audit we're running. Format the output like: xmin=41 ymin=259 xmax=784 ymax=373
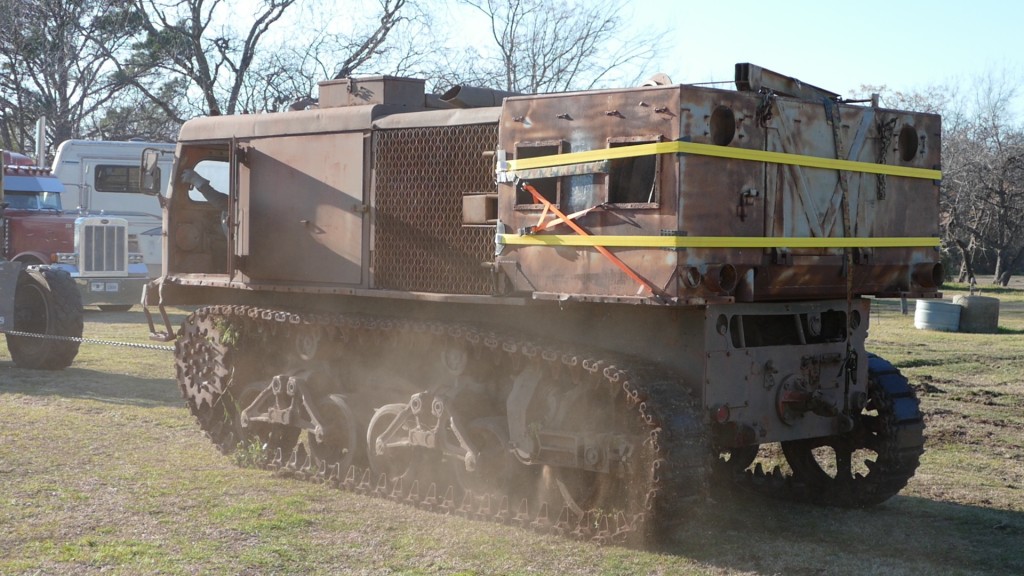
xmin=737 ymin=188 xmax=759 ymax=222
xmin=142 ymin=278 xmax=176 ymax=342
xmin=771 ymin=247 xmax=792 ymax=265
xmin=240 ymin=369 xmax=327 ymax=440
xmin=373 ymin=392 xmax=479 ymax=472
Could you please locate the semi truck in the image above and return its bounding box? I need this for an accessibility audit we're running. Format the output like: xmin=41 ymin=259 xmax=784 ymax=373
xmin=0 ymin=152 xmax=83 ymax=369
xmin=51 ymin=139 xmax=175 ymax=279
xmin=2 ymin=151 xmax=148 ymax=311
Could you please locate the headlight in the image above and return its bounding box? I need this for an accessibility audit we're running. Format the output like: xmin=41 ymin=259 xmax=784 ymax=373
xmin=55 ymin=252 xmax=78 ymax=265
xmin=128 ymin=253 xmax=145 ymax=264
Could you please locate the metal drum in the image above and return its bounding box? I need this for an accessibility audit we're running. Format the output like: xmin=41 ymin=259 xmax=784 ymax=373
xmin=914 ymin=299 xmax=961 ymax=332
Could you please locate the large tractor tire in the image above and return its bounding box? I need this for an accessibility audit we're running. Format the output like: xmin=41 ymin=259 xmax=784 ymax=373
xmin=6 ymin=266 xmax=83 ymax=370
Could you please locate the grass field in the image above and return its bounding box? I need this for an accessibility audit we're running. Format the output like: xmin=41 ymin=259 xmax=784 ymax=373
xmin=1 ymin=285 xmax=1022 ymax=575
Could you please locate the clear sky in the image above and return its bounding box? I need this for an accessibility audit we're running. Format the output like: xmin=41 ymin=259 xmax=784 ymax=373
xmin=629 ymin=0 xmax=1022 ymax=101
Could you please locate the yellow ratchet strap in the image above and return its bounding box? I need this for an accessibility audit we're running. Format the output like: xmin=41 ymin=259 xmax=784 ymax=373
xmin=502 ymin=141 xmax=942 ymax=181
xmin=498 ymin=235 xmax=941 ymax=249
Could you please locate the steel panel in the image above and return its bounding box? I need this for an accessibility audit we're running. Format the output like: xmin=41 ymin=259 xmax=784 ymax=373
xmin=241 ymin=133 xmax=365 ymax=285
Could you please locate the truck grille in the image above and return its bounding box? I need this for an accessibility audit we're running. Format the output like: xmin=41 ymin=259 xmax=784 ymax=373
xmin=80 ymin=218 xmax=127 ymax=275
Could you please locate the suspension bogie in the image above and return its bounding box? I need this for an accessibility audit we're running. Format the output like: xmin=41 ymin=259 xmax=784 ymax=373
xmin=173 ymin=305 xmax=707 ymax=545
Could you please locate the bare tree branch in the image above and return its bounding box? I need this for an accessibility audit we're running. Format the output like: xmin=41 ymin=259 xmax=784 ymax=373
xmin=0 ymin=0 xmax=140 ymax=159
xmin=455 ymin=0 xmax=669 ymax=94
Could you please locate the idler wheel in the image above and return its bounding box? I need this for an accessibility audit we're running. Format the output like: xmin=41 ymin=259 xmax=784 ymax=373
xmin=780 ymin=356 xmax=924 ymax=507
xmin=714 ymin=444 xmax=759 ymax=477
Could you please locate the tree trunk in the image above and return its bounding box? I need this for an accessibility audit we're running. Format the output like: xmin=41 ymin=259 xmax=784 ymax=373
xmin=955 ymin=239 xmax=977 ymax=285
xmin=993 ymin=250 xmax=1007 ymax=286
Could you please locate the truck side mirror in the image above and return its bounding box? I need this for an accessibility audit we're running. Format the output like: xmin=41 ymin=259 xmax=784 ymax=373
xmin=140 ymin=148 xmax=166 ymax=195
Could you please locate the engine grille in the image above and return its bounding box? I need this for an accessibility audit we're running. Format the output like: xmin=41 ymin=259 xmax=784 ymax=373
xmin=81 ymin=219 xmax=127 ymax=275
xmin=372 ymin=124 xmax=497 ymax=294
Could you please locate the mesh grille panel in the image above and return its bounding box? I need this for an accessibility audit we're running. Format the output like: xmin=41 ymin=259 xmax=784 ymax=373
xmin=373 ymin=124 xmax=497 ymax=294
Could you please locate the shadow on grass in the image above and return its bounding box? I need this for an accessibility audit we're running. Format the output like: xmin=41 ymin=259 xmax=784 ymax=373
xmin=894 ymin=357 xmax=955 ymax=368
xmin=82 ymin=307 xmax=193 ymax=331
xmin=669 ymin=489 xmax=1024 ymax=575
xmin=0 ymin=307 xmax=196 ymax=408
xmin=0 ymin=362 xmax=180 ymax=408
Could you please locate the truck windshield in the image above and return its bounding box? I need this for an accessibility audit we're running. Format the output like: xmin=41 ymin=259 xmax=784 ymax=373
xmin=4 ymin=191 xmax=62 ymax=211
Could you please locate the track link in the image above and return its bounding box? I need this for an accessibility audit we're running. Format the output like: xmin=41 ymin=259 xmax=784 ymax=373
xmin=176 ymin=304 xmax=708 ymax=546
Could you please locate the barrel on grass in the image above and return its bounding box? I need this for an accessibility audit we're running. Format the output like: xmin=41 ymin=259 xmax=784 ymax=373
xmin=914 ymin=299 xmax=961 ymax=332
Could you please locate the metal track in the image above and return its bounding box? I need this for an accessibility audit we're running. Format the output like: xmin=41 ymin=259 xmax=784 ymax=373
xmin=175 ymin=304 xmax=709 ymax=546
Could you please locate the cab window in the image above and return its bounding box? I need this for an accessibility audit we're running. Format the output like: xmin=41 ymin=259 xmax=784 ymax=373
xmin=94 ymin=165 xmax=145 ymax=193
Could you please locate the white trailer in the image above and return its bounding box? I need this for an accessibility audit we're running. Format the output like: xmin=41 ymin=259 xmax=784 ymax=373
xmin=51 ymin=140 xmax=174 ymax=278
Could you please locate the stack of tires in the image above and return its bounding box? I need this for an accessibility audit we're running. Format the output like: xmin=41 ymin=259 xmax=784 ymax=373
xmin=5 ymin=266 xmax=83 ymax=369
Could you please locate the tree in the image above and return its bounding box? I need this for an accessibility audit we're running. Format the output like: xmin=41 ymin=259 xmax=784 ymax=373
xmin=859 ymin=70 xmax=1024 ymax=286
xmin=444 ymin=0 xmax=669 ymax=94
xmin=119 ymin=0 xmax=297 ymax=119
xmin=119 ymin=0 xmax=418 ymax=119
xmin=944 ymin=78 xmax=1024 ymax=286
xmin=0 ymin=0 xmax=140 ymax=160
xmin=87 ymin=80 xmax=185 ymax=141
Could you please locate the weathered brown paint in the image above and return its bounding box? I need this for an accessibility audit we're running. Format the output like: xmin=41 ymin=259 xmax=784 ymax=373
xmin=148 ymin=69 xmax=936 ymax=510
xmin=497 ymin=85 xmax=940 ymax=302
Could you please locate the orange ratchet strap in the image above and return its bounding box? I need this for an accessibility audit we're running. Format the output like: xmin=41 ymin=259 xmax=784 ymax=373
xmin=531 ymin=203 xmax=605 ymax=233
xmin=519 ymin=182 xmax=669 ymax=299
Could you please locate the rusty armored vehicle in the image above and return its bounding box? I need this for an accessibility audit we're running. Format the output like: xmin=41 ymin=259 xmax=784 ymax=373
xmin=142 ymin=64 xmax=940 ymax=544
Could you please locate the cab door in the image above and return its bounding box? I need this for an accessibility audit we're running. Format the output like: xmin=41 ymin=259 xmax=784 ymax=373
xmin=234 ymin=132 xmax=365 ymax=285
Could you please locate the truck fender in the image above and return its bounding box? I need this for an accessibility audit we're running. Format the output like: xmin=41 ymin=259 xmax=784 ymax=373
xmin=11 ymin=252 xmax=50 ymax=267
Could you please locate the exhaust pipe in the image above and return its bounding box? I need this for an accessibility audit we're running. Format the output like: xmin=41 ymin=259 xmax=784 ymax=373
xmin=440 ymin=85 xmax=521 ymax=108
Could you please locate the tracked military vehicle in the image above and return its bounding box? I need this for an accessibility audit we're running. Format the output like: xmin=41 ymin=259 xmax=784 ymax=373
xmin=142 ymin=64 xmax=939 ymax=544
